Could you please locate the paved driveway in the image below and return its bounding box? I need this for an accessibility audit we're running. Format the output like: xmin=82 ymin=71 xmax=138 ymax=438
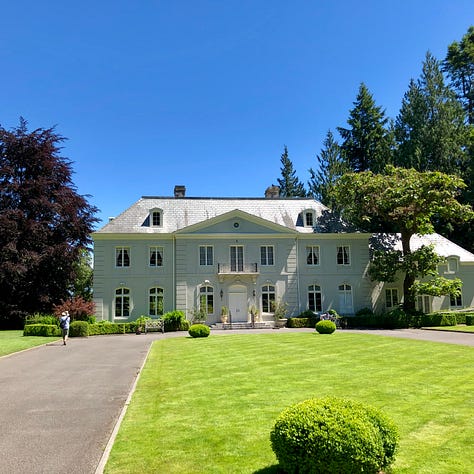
xmin=1 ymin=328 xmax=473 ymax=474
xmin=0 ymin=333 xmax=163 ymax=474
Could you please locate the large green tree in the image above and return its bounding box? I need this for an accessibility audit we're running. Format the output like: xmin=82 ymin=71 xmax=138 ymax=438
xmin=331 ymin=166 xmax=473 ymax=313
xmin=277 ymin=145 xmax=307 ymax=197
xmin=308 ymin=130 xmax=347 ymax=207
xmin=337 ymin=83 xmax=394 ymax=173
xmin=394 ymin=52 xmax=468 ymax=175
xmin=0 ymin=119 xmax=98 ymax=328
xmin=444 ymin=25 xmax=474 ymax=125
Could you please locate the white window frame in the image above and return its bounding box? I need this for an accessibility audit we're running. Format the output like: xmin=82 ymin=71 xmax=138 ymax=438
xmin=385 ymin=288 xmax=399 ymax=309
xmin=115 ymin=247 xmax=130 ymax=267
xmin=305 ymin=211 xmax=314 ymax=227
xmin=450 ymin=293 xmax=463 ymax=309
xmin=150 ymin=209 xmax=163 ymax=227
xmin=308 ymin=284 xmax=322 ymax=312
xmin=306 ymin=245 xmax=320 ymax=265
xmin=260 ymin=246 xmax=274 ymax=266
xmin=446 ymin=257 xmax=458 ymax=274
xmin=416 ymin=295 xmax=431 ymax=314
xmin=115 ymin=287 xmax=130 ymax=318
xmin=149 ymin=246 xmax=164 ymax=267
xmin=199 ymin=285 xmax=214 ymax=315
xmin=337 ymin=245 xmax=350 ymax=266
xmin=149 ymin=287 xmax=164 ymax=316
xmin=262 ymin=284 xmax=276 ymax=313
xmin=199 ymin=245 xmax=213 ymax=266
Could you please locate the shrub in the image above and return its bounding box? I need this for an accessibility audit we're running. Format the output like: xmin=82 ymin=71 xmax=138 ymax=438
xmin=466 ymin=315 xmax=474 ymax=326
xmin=53 ymin=296 xmax=96 ymax=322
xmin=23 ymin=324 xmax=61 ymax=337
xmin=25 ymin=313 xmax=58 ymax=327
xmin=271 ymin=397 xmax=398 ymax=474
xmin=180 ymin=319 xmax=191 ymax=331
xmin=287 ymin=317 xmax=312 ymax=328
xmin=188 ymin=324 xmax=210 ymax=338
xmin=315 ymin=320 xmax=336 ymax=334
xmin=69 ymin=321 xmax=89 ymax=337
xmin=162 ymin=310 xmax=186 ymax=332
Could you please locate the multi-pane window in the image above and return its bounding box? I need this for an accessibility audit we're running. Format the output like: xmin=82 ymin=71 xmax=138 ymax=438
xmin=149 ymin=287 xmax=164 ymax=316
xmin=305 ymin=212 xmax=314 ymax=227
xmin=115 ymin=288 xmax=130 ymax=317
xmin=199 ymin=246 xmax=213 ymax=266
xmin=337 ymin=246 xmax=350 ymax=265
xmin=450 ymin=293 xmax=462 ymax=308
xmin=447 ymin=258 xmax=458 ymax=273
xmin=385 ymin=288 xmax=399 ymax=309
xmin=308 ymin=285 xmax=322 ymax=312
xmin=416 ymin=295 xmax=431 ymax=314
xmin=260 ymin=246 xmax=274 ymax=266
xmin=306 ymin=246 xmax=320 ymax=265
xmin=262 ymin=285 xmax=276 ymax=312
xmin=115 ymin=247 xmax=130 ymax=267
xmin=199 ymin=285 xmax=214 ymax=315
xmin=230 ymin=246 xmax=244 ymax=272
xmin=149 ymin=246 xmax=163 ymax=267
xmin=151 ymin=210 xmax=161 ymax=227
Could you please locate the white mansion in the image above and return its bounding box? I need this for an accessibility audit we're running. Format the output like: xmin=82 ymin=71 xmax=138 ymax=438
xmin=92 ymin=185 xmax=474 ymax=324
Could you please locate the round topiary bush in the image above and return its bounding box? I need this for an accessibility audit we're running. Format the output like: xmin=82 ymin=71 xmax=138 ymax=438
xmin=188 ymin=324 xmax=210 ymax=338
xmin=270 ymin=397 xmax=398 ymax=474
xmin=315 ymin=319 xmax=336 ymax=334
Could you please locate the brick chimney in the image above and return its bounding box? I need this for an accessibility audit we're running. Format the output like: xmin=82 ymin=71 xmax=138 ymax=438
xmin=264 ymin=185 xmax=280 ymax=199
xmin=174 ymin=185 xmax=186 ymax=198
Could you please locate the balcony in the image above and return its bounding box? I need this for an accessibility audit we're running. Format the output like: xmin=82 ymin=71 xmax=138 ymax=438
xmin=217 ymin=263 xmax=259 ymax=281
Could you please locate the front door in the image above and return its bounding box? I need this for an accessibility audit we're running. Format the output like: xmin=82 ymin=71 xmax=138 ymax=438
xmin=228 ymin=285 xmax=248 ymax=322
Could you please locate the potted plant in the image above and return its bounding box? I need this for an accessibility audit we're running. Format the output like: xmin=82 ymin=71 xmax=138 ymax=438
xmin=272 ymin=300 xmax=288 ymax=329
xmin=220 ymin=306 xmax=229 ymax=323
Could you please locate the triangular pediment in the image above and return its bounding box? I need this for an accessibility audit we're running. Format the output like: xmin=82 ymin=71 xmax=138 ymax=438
xmin=175 ymin=209 xmax=296 ymax=235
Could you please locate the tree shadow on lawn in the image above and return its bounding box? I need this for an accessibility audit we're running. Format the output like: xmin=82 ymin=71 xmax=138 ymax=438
xmin=254 ymin=465 xmax=284 ymax=473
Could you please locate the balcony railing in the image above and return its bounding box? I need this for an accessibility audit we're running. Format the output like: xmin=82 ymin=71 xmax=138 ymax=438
xmin=217 ymin=263 xmax=259 ymax=274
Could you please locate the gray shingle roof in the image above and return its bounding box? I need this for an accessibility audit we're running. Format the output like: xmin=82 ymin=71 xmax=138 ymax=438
xmin=95 ymin=196 xmax=329 ymax=234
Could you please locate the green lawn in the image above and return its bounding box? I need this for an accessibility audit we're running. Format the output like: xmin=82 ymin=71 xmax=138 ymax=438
xmin=105 ymin=332 xmax=474 ymax=473
xmin=427 ymin=325 xmax=474 ymax=333
xmin=0 ymin=330 xmax=60 ymax=357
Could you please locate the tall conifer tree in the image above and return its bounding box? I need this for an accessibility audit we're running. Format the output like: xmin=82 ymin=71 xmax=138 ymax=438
xmin=337 ymin=83 xmax=393 ymax=173
xmin=277 ymin=145 xmax=307 ymax=197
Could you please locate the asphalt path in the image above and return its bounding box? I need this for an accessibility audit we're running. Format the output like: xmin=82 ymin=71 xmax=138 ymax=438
xmin=1 ymin=328 xmax=473 ymax=474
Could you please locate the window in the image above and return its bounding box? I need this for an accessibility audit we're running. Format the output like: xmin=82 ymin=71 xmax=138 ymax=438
xmin=306 ymin=246 xmax=320 ymax=265
xmin=261 ymin=246 xmax=274 ymax=266
xmin=115 ymin=288 xmax=130 ymax=317
xmin=308 ymin=285 xmax=322 ymax=312
xmin=149 ymin=287 xmax=164 ymax=316
xmin=337 ymin=246 xmax=350 ymax=265
xmin=416 ymin=295 xmax=431 ymax=313
xmin=447 ymin=257 xmax=458 ymax=273
xmin=450 ymin=293 xmax=462 ymax=308
xmin=385 ymin=288 xmax=399 ymax=309
xmin=152 ymin=211 xmax=161 ymax=226
xmin=338 ymin=284 xmax=353 ymax=314
xmin=262 ymin=285 xmax=276 ymax=312
xmin=149 ymin=246 xmax=163 ymax=267
xmin=305 ymin=211 xmax=314 ymax=227
xmin=230 ymin=245 xmax=244 ymax=272
xmin=199 ymin=285 xmax=214 ymax=314
xmin=199 ymin=246 xmax=213 ymax=266
xmin=115 ymin=247 xmax=130 ymax=267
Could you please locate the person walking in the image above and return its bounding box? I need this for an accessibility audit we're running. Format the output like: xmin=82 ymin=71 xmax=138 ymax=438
xmin=59 ymin=311 xmax=70 ymax=345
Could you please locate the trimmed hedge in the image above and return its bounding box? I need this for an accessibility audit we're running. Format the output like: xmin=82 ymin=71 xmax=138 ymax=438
xmin=315 ymin=320 xmax=336 ymax=334
xmin=23 ymin=324 xmax=61 ymax=337
xmin=466 ymin=315 xmax=474 ymax=326
xmin=271 ymin=397 xmax=398 ymax=474
xmin=69 ymin=321 xmax=89 ymax=337
xmin=188 ymin=324 xmax=210 ymax=338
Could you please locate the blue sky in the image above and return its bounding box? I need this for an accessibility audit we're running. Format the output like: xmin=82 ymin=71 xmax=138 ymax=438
xmin=1 ymin=1 xmax=473 ymax=228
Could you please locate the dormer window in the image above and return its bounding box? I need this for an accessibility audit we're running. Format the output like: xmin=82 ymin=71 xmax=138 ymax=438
xmin=446 ymin=257 xmax=458 ymax=273
xmin=150 ymin=209 xmax=163 ymax=227
xmin=304 ymin=210 xmax=314 ymax=227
